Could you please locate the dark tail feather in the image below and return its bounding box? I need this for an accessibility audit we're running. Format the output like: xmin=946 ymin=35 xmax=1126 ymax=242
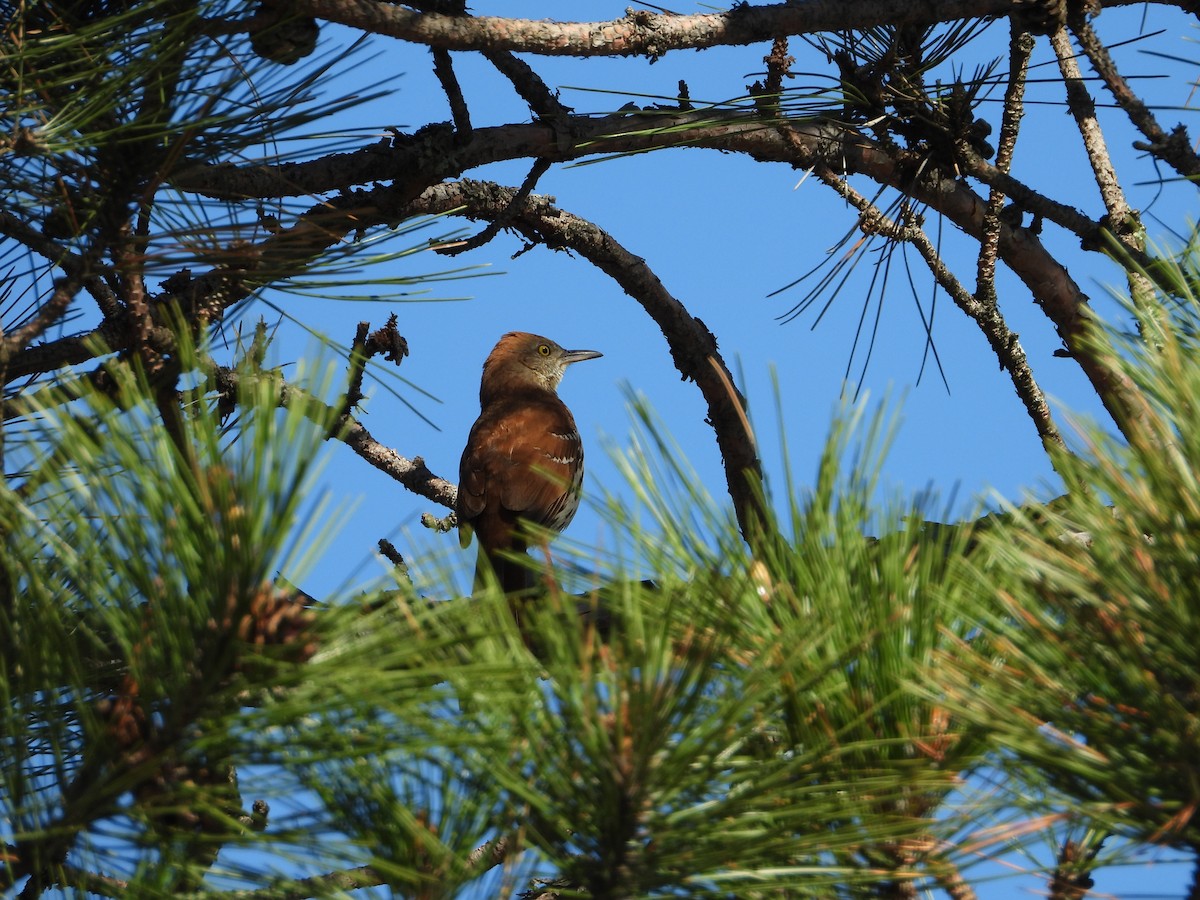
xmin=474 ymin=547 xmax=539 ymax=649
xmin=473 ymin=546 xmax=533 ymax=595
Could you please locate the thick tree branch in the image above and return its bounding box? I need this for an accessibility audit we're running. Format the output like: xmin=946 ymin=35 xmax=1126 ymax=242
xmin=161 ymin=103 xmax=1135 ymax=288
xmin=157 ymin=103 xmax=1123 ymax=273
xmin=123 ymin=107 xmax=1153 ymax=441
xmin=403 ymin=179 xmax=766 ymax=540
xmin=170 ymin=106 xmax=1111 ymax=262
xmin=290 ymin=0 xmax=1170 ymax=57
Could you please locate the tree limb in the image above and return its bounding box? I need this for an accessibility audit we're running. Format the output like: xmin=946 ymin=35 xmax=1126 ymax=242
xmin=208 ymin=365 xmax=457 ymax=509
xmin=809 ymin=164 xmax=1066 ymax=454
xmin=1069 ymin=14 xmax=1200 ymax=184
xmin=290 ymin=0 xmax=1173 ymax=57
xmin=403 ymin=180 xmax=766 ymax=539
xmin=975 ymin=25 xmax=1034 ymax=310
xmin=46 ymin=107 xmax=1156 ymax=441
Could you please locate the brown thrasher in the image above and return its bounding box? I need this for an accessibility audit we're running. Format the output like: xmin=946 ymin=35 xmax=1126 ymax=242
xmin=457 ymin=332 xmax=602 ymax=594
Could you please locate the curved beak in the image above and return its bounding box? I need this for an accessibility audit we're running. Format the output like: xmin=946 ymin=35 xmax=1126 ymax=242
xmin=563 ymin=348 xmax=603 ymax=364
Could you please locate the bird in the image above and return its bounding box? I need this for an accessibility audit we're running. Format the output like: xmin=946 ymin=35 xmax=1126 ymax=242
xmin=457 ymin=332 xmax=602 ymax=598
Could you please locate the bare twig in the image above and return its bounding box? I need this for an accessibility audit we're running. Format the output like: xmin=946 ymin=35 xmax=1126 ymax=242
xmin=976 ymin=25 xmax=1034 ymax=308
xmin=760 ymin=35 xmax=794 ymax=102
xmin=0 ymin=212 xmax=88 ymax=272
xmin=810 ymin=165 xmax=1066 ymax=453
xmin=481 ymin=49 xmax=573 ymax=123
xmin=1049 ymin=26 xmax=1135 ymax=234
xmin=341 ymin=321 xmax=371 ymax=420
xmin=1050 ymin=24 xmax=1156 ymax=318
xmin=1070 ymin=15 xmax=1200 ymax=184
xmin=435 ymin=158 xmax=551 ymax=256
xmin=339 ymin=316 xmax=409 ymax=429
xmin=209 ymin=365 xmax=457 ymax=509
xmin=377 ymin=538 xmax=407 ymax=569
xmin=3 ymin=277 xmax=79 ymax=355
xmin=432 ymin=48 xmax=472 ymax=142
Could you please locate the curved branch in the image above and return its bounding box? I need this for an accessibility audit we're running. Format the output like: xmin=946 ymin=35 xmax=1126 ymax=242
xmin=407 ymin=180 xmax=766 ymax=540
xmin=88 ymin=108 xmax=1154 ymax=440
xmin=290 ymin=0 xmax=1169 ymax=57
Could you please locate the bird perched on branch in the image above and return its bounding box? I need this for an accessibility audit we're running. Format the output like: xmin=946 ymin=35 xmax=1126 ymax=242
xmin=457 ymin=332 xmax=602 ymax=597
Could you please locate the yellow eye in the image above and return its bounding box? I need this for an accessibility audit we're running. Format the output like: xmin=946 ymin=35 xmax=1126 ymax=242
xmin=538 ymin=343 xmax=551 ymax=356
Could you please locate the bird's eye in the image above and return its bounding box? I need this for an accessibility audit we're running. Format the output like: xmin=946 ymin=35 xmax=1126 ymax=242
xmin=538 ymin=343 xmax=551 ymax=356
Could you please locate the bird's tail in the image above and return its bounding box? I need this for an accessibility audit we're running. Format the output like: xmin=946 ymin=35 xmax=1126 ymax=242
xmin=473 ymin=547 xmax=533 ymax=596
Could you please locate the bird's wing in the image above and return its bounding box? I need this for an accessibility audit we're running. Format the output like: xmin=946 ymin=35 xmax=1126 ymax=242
xmin=456 ymin=417 xmax=497 ymax=548
xmin=498 ymin=416 xmax=581 ymax=526
xmin=457 ymin=402 xmax=580 ymax=540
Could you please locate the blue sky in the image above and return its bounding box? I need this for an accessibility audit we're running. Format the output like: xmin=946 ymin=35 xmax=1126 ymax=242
xmin=275 ymin=2 xmax=1198 ymax=588
xmin=239 ymin=4 xmax=1200 ymax=895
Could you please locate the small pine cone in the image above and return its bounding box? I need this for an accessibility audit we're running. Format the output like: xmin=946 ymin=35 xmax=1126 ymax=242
xmin=231 ymin=584 xmax=318 ymax=665
xmin=101 ymin=676 xmax=153 ymax=757
xmin=136 ymin=757 xmax=238 ymax=834
xmin=250 ymin=2 xmax=319 ymax=65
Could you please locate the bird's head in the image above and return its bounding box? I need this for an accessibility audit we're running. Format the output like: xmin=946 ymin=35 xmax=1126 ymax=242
xmin=480 ymin=331 xmax=602 ymax=399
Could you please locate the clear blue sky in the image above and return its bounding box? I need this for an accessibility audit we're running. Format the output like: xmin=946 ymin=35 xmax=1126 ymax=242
xmin=244 ymin=4 xmax=1199 ymax=895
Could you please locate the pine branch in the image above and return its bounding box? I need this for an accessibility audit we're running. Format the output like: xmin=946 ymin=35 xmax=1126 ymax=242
xmin=405 ymin=179 xmax=766 ymax=542
xmin=288 ymin=0 xmax=1163 ymax=56
xmin=431 ymin=48 xmax=472 ymax=142
xmin=1048 ymin=26 xmax=1139 ymax=236
xmin=207 ymin=363 xmax=456 ymax=509
xmin=975 ymin=25 xmax=1034 ymax=311
xmin=808 ymin=164 xmax=1066 ymax=453
xmin=1069 ymin=14 xmax=1200 ymax=182
xmin=164 ymin=103 xmax=1147 ymax=435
